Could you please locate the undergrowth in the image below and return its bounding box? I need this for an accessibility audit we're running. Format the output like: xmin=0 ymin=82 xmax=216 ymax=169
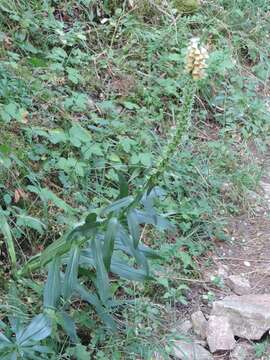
xmin=0 ymin=0 xmax=269 ymax=359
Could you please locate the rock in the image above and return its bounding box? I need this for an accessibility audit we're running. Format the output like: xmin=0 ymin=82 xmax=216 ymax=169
xmin=211 ymin=294 xmax=270 ymax=340
xmin=226 ymin=275 xmax=251 ymax=295
xmin=174 ymin=319 xmax=192 ymax=334
xmin=191 ymin=311 xmax=208 ymax=339
xmin=217 ymin=264 xmax=229 ymax=279
xmin=173 ymin=339 xmax=213 ymax=360
xmin=206 ymin=315 xmax=236 ymax=353
xmin=231 ymin=341 xmax=255 ymax=360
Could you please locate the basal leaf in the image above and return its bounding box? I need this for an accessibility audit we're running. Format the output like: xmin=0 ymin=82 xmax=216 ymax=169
xmin=100 ymin=196 xmax=134 ymax=216
xmin=44 ymin=257 xmax=61 ymax=309
xmin=127 ymin=210 xmax=140 ymax=248
xmin=63 ymin=246 xmax=80 ymax=300
xmin=16 ymin=314 xmax=51 ymax=346
xmin=102 ymin=217 xmax=118 ymax=271
xmin=92 ymin=238 xmax=111 ymax=305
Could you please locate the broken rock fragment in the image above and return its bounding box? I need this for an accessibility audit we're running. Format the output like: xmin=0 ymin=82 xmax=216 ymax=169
xmin=211 ymin=294 xmax=270 ymax=340
xmin=173 ymin=339 xmax=213 ymax=360
xmin=206 ymin=315 xmax=236 ymax=353
xmin=226 ymin=275 xmax=251 ymax=295
xmin=191 ymin=310 xmax=208 ymax=339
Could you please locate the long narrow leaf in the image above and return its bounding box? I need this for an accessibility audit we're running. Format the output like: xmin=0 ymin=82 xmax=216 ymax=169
xmin=92 ymin=238 xmax=111 ymax=305
xmin=44 ymin=257 xmax=61 ymax=309
xmin=75 ymin=284 xmax=116 ymax=331
xmin=117 ymin=225 xmax=149 ymax=274
xmin=100 ymin=196 xmax=134 ymax=216
xmin=102 ymin=217 xmax=118 ymax=271
xmin=16 ymin=314 xmax=51 ymax=346
xmin=63 ymin=246 xmax=80 ymax=300
xmin=127 ymin=210 xmax=140 ymax=248
xmin=57 ymin=311 xmax=78 ymax=343
xmin=0 ymin=214 xmax=16 ymax=267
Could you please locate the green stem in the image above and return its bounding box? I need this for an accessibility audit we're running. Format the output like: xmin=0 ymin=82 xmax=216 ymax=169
xmin=132 ymin=78 xmax=196 ymax=205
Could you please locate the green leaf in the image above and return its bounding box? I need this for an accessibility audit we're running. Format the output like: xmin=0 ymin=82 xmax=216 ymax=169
xmin=111 ymin=257 xmax=152 ymax=282
xmin=63 ymin=246 xmax=80 ymax=300
xmin=66 ymin=344 xmax=89 ymax=360
xmin=0 ymin=212 xmax=16 ymax=267
xmin=47 ymin=129 xmax=68 ymax=144
xmin=27 ymin=186 xmax=74 ymax=213
xmin=66 ymin=67 xmax=83 ymax=84
xmin=67 ymin=213 xmax=98 ymax=241
xmin=117 ymin=172 xmax=128 ymax=198
xmin=56 ymin=311 xmax=78 ymax=343
xmin=127 ymin=210 xmax=140 ymax=248
xmin=69 ymin=124 xmax=92 ymax=147
xmin=0 ymin=332 xmax=11 ymax=344
xmin=75 ymin=284 xmax=116 ymax=330
xmin=40 ymin=237 xmax=71 ymax=267
xmin=117 ymin=225 xmax=149 ymax=274
xmin=92 ymin=238 xmax=111 ymax=305
xmin=16 ymin=215 xmax=46 ymax=235
xmin=16 ymin=314 xmax=51 ymax=346
xmin=101 ymin=196 xmax=134 ymax=216
xmin=102 ymin=217 xmax=118 ymax=271
xmin=44 ymin=257 xmax=61 ymax=309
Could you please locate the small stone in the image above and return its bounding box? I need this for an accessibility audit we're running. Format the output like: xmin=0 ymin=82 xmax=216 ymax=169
xmin=173 ymin=339 xmax=213 ymax=360
xmin=206 ymin=316 xmax=236 ymax=353
xmin=174 ymin=319 xmax=192 ymax=334
xmin=226 ymin=275 xmax=251 ymax=295
xmin=244 ymin=261 xmax=251 ymax=267
xmin=191 ymin=311 xmax=208 ymax=339
xmin=217 ymin=264 xmax=229 ymax=279
xmin=231 ymin=341 xmax=255 ymax=360
xmin=211 ymin=294 xmax=270 ymax=340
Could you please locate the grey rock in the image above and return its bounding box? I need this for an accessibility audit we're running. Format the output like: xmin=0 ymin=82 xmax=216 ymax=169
xmin=230 ymin=341 xmax=255 ymax=360
xmin=191 ymin=311 xmax=208 ymax=339
xmin=211 ymin=294 xmax=270 ymax=340
xmin=173 ymin=339 xmax=213 ymax=360
xmin=217 ymin=264 xmax=230 ymax=279
xmin=226 ymin=275 xmax=251 ymax=295
xmin=175 ymin=319 xmax=193 ymax=334
xmin=206 ymin=316 xmax=236 ymax=353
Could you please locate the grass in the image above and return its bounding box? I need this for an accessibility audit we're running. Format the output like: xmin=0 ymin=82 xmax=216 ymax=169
xmin=0 ymin=0 xmax=269 ymax=358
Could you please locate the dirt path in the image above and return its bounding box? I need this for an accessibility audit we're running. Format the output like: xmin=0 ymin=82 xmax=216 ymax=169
xmin=172 ymin=148 xmax=270 ymax=359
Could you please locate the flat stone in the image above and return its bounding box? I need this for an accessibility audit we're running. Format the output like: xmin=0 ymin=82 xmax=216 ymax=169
xmin=226 ymin=275 xmax=251 ymax=295
xmin=206 ymin=316 xmax=236 ymax=353
xmin=191 ymin=311 xmax=208 ymax=339
xmin=175 ymin=319 xmax=193 ymax=334
xmin=211 ymin=294 xmax=270 ymax=340
xmin=231 ymin=341 xmax=255 ymax=360
xmin=173 ymin=340 xmax=213 ymax=360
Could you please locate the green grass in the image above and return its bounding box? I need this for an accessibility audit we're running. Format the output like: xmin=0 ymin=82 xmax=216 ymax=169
xmin=0 ymin=0 xmax=269 ymax=358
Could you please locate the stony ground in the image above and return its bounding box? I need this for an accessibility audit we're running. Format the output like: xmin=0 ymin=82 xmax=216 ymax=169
xmin=169 ymin=146 xmax=270 ymax=360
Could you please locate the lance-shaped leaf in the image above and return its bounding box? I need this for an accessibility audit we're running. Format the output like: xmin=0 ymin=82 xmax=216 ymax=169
xmin=75 ymin=284 xmax=116 ymax=331
xmin=43 ymin=257 xmax=61 ymax=309
xmin=0 ymin=212 xmax=16 ymax=267
xmin=67 ymin=213 xmax=98 ymax=242
xmin=117 ymin=171 xmax=128 ymax=198
xmin=117 ymin=225 xmax=149 ymax=274
xmin=40 ymin=237 xmax=71 ymax=267
xmin=100 ymin=196 xmax=134 ymax=216
xmin=102 ymin=217 xmax=118 ymax=271
xmin=127 ymin=210 xmax=140 ymax=248
xmin=63 ymin=246 xmax=80 ymax=300
xmin=16 ymin=314 xmax=51 ymax=346
xmin=56 ymin=311 xmax=78 ymax=343
xmin=92 ymin=237 xmax=111 ymax=305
